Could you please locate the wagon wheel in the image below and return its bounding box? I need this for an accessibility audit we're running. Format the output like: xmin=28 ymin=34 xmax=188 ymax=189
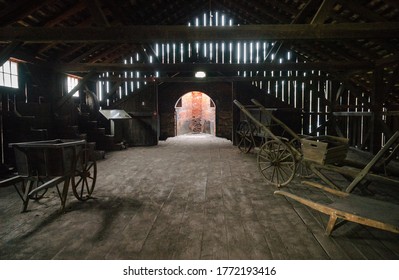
xmin=236 ymin=120 xmax=255 ymax=153
xmin=290 ymin=138 xmax=313 ymax=178
xmin=72 ymin=150 xmax=97 ymax=201
xmin=257 ymin=139 xmax=296 ymax=187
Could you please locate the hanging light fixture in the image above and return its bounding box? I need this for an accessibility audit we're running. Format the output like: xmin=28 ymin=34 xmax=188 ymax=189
xmin=195 ymin=71 xmax=206 ymax=78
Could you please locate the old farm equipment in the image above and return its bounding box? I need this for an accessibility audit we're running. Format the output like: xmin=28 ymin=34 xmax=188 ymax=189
xmin=274 ymin=132 xmax=399 ymax=235
xmin=234 ymin=99 xmax=349 ymax=187
xmin=0 ymin=139 xmax=97 ymax=212
xmin=235 ymin=99 xmax=399 ymax=235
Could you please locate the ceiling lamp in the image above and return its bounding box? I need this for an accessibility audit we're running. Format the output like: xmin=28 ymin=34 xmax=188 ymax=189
xmin=195 ymin=71 xmax=206 ymax=78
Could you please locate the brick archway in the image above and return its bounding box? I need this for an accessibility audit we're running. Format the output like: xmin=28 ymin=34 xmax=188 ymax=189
xmin=174 ymin=91 xmax=216 ymax=136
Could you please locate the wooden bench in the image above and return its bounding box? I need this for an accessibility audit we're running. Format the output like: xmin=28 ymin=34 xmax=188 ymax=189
xmin=274 ymin=181 xmax=399 ymax=236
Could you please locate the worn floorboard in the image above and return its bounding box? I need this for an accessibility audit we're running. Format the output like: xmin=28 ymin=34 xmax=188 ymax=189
xmin=1 ymin=134 xmax=398 ymax=260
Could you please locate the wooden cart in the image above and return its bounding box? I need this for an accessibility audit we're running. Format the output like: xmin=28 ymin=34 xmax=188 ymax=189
xmin=275 ymin=180 xmax=399 ymax=235
xmin=274 ymin=131 xmax=399 ymax=235
xmin=0 ymin=139 xmax=97 ymax=212
xmin=235 ymin=99 xmax=399 ymax=235
xmin=307 ymin=131 xmax=399 ymax=192
xmin=234 ymin=99 xmax=348 ymax=187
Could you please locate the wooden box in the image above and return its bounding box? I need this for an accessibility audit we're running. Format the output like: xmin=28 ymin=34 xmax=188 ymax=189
xmin=10 ymin=139 xmax=86 ymax=177
xmin=301 ymin=135 xmax=349 ymax=165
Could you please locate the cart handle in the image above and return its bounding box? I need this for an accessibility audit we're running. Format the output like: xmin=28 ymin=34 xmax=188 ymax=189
xmin=251 ymin=99 xmax=301 ymax=142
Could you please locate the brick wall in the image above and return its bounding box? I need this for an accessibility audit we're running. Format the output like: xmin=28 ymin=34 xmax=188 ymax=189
xmin=158 ymin=82 xmax=232 ymax=140
xmin=175 ymin=91 xmax=216 ymax=135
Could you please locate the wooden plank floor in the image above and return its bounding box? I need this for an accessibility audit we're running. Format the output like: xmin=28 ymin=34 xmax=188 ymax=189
xmin=0 ymin=134 xmax=398 ymax=260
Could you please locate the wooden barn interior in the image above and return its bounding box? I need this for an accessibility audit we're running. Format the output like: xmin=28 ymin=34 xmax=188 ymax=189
xmin=1 ymin=0 xmax=399 ymax=260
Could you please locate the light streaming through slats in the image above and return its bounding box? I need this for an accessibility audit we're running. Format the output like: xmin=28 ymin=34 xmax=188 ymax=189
xmin=95 ymin=11 xmax=353 ymax=140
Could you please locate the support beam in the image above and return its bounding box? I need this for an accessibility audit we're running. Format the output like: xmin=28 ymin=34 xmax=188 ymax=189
xmin=0 ymin=0 xmax=54 ymax=26
xmin=257 ymin=0 xmax=325 ymax=70
xmin=96 ymin=75 xmax=333 ymax=83
xmin=0 ymin=42 xmax=22 ymax=66
xmin=311 ymin=0 xmax=337 ymax=24
xmin=257 ymin=0 xmax=324 ymax=73
xmin=85 ymin=0 xmax=110 ymax=26
xmin=56 ymin=71 xmax=96 ymax=109
xmin=58 ymin=61 xmax=374 ymax=73
xmin=0 ymin=23 xmax=398 ymax=43
xmin=370 ymin=67 xmax=385 ymax=153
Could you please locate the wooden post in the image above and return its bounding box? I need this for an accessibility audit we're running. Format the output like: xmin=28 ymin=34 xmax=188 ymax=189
xmin=231 ymin=81 xmax=238 ymax=145
xmin=370 ymin=67 xmax=385 ymax=154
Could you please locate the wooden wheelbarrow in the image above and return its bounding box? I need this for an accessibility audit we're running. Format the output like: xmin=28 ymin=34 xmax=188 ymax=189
xmin=2 ymin=139 xmax=97 ymax=212
xmin=274 ymin=181 xmax=399 ymax=236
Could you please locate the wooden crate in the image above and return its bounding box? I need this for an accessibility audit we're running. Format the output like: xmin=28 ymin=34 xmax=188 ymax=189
xmin=301 ymin=135 xmax=349 ymax=165
xmin=10 ymin=139 xmax=86 ymax=177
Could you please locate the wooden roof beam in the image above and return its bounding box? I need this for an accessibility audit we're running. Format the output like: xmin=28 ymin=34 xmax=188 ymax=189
xmin=311 ymin=0 xmax=338 ymax=24
xmin=263 ymin=0 xmax=299 ymax=16
xmin=43 ymin=2 xmax=87 ymax=27
xmin=265 ymin=0 xmax=325 ymax=65
xmin=85 ymin=0 xmax=110 ymax=26
xmin=336 ymin=0 xmax=388 ymax=22
xmin=1 ymin=23 xmax=398 ymax=43
xmin=58 ymin=61 xmax=374 ymax=73
xmin=0 ymin=0 xmax=53 ymax=26
xmin=294 ymin=0 xmax=324 ymax=23
xmin=212 ymin=0 xmax=285 ymax=23
xmin=85 ymin=44 xmax=127 ymax=63
xmin=56 ymin=71 xmax=96 ymax=109
xmin=262 ymin=0 xmax=328 ymax=64
xmin=0 ymin=42 xmax=22 ymax=65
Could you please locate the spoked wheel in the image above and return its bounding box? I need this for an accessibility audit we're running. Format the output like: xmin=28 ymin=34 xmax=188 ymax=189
xmin=289 ymin=138 xmax=313 ymax=178
xmin=72 ymin=150 xmax=97 ymax=201
xmin=236 ymin=120 xmax=255 ymax=153
xmin=257 ymin=139 xmax=296 ymax=187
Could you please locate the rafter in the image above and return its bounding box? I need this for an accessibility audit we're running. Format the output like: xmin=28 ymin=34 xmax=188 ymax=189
xmin=294 ymin=0 xmax=324 ymax=23
xmin=213 ymin=0 xmax=286 ymax=23
xmin=336 ymin=0 xmax=388 ymax=22
xmin=85 ymin=0 xmax=110 ymax=26
xmin=1 ymin=23 xmax=398 ymax=44
xmin=0 ymin=42 xmax=21 ymax=65
xmin=43 ymin=2 xmax=87 ymax=27
xmin=0 ymin=0 xmax=53 ymax=26
xmin=311 ymin=0 xmax=338 ymax=24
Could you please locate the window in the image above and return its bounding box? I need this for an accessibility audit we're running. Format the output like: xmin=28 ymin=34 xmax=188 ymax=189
xmin=67 ymin=75 xmax=80 ymax=97
xmin=0 ymin=59 xmax=18 ymax=89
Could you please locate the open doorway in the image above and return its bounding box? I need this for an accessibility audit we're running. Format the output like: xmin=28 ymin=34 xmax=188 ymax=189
xmin=175 ymin=91 xmax=216 ymax=136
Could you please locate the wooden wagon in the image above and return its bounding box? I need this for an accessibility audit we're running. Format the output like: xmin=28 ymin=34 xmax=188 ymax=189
xmin=234 ymin=98 xmax=348 ymax=187
xmin=235 ymin=99 xmax=399 ymax=235
xmin=0 ymin=139 xmax=97 ymax=212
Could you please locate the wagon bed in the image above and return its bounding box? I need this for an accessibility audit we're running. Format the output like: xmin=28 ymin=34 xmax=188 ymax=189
xmin=2 ymin=139 xmax=97 ymax=212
